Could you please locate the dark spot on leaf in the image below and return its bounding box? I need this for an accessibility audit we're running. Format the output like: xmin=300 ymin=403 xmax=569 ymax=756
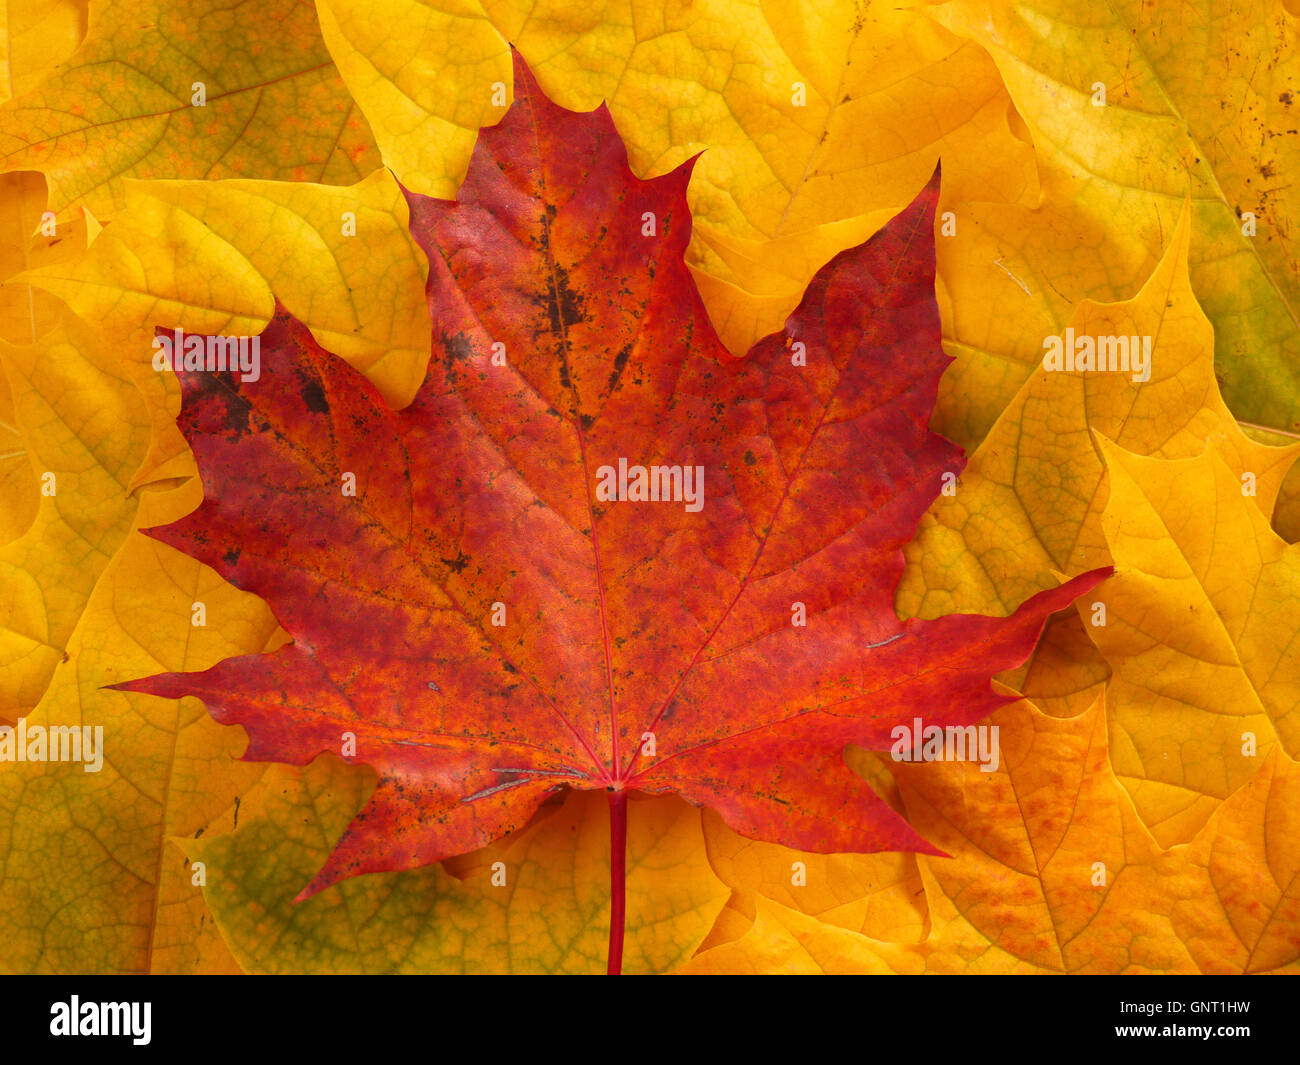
xmin=299 ymin=370 xmax=329 ymax=414
xmin=553 ymin=263 xmax=587 ymax=330
xmin=444 ymin=332 xmax=475 ymax=362
xmin=607 ymin=342 xmax=633 ymax=395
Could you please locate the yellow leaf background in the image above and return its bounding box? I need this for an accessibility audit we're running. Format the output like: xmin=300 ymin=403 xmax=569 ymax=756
xmin=0 ymin=0 xmax=1296 ymax=974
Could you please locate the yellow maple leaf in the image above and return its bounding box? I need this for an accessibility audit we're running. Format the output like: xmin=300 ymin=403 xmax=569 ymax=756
xmin=0 ymin=0 xmax=379 ymax=217
xmin=901 ymin=204 xmax=1298 ymax=622
xmin=0 ymin=307 xmax=150 ymax=719
xmin=1089 ymin=439 xmax=1300 ymax=844
xmin=897 ymin=204 xmax=1298 ymax=723
xmin=927 ymin=0 xmax=1300 ymax=441
xmin=23 ymin=170 xmax=432 ymax=405
xmin=0 ymin=170 xmax=97 ymax=344
xmin=0 ymin=475 xmax=283 ymax=973
xmin=17 ymin=170 xmax=433 ymax=489
xmin=0 ymin=0 xmax=87 ymax=105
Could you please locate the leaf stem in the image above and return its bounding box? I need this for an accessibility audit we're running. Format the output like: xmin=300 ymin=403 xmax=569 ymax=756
xmin=607 ymin=788 xmax=628 ymax=975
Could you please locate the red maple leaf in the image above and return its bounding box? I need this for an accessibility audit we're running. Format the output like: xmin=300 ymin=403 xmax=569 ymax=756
xmin=117 ymin=52 xmax=1107 ymax=972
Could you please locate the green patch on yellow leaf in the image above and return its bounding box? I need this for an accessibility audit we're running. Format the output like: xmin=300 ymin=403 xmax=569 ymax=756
xmin=190 ymin=768 xmax=729 ymax=974
xmin=0 ymin=473 xmax=285 ymax=972
xmin=0 ymin=0 xmax=379 ymax=217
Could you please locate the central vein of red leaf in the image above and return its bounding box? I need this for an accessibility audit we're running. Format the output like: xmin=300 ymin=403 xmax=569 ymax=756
xmin=529 ymin=109 xmax=621 ymax=787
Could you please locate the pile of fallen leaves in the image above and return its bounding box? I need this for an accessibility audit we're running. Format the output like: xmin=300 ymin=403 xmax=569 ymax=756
xmin=1 ymin=0 xmax=1297 ymax=975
